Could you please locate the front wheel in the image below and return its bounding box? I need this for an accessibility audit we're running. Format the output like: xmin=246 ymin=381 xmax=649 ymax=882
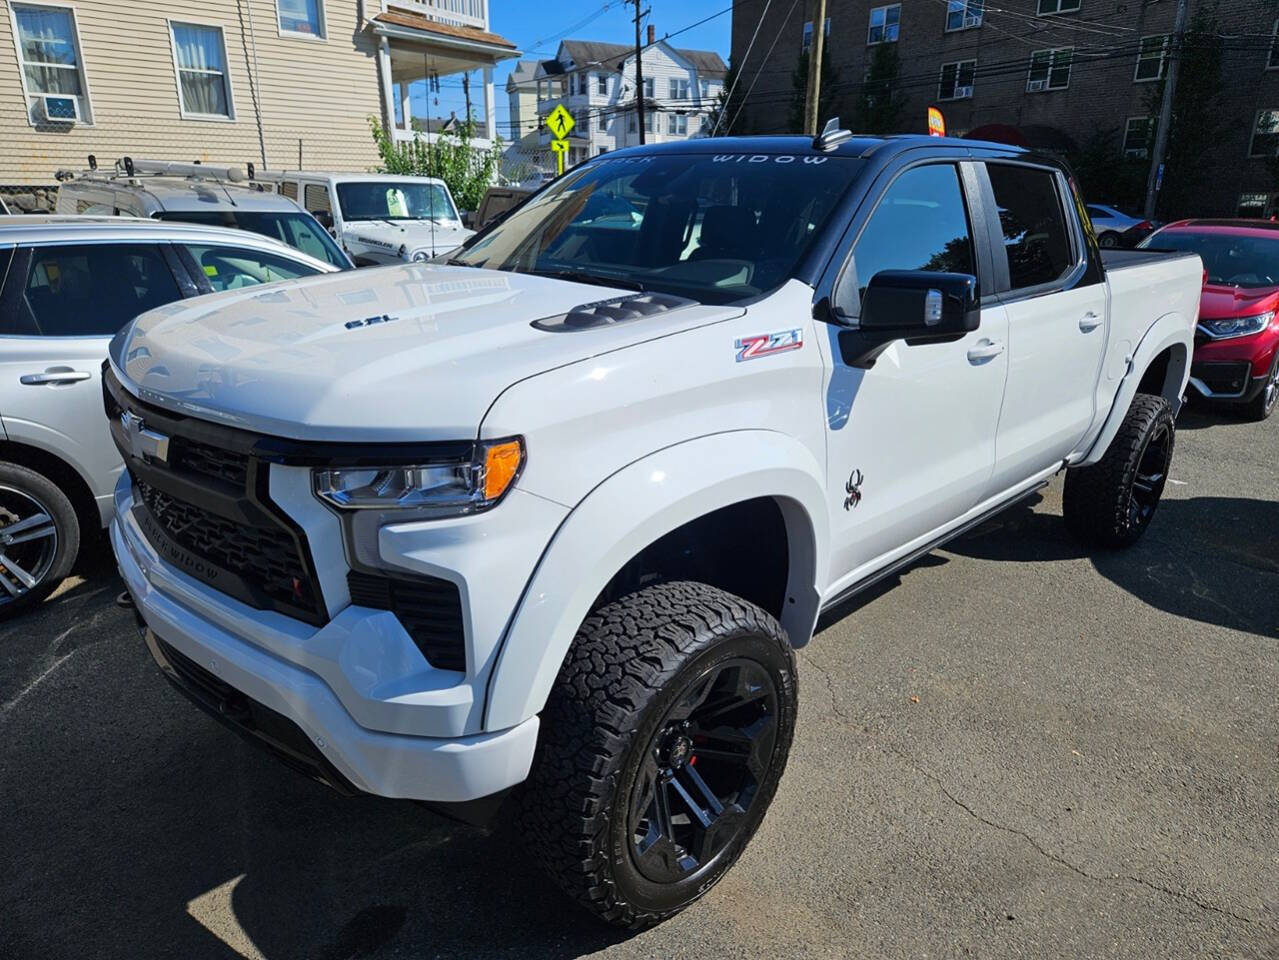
xmin=1063 ymin=393 xmax=1174 ymax=548
xmin=1240 ymin=352 xmax=1279 ymax=421
xmin=519 ymin=581 xmax=797 ymax=929
xmin=0 ymin=462 xmax=80 ymax=619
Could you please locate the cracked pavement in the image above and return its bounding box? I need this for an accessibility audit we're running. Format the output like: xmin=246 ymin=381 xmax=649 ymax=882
xmin=2 ymin=402 xmax=1277 ymax=959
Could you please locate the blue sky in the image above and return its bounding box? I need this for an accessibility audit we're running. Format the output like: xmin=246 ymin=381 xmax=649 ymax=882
xmin=406 ymin=0 xmax=733 ymax=139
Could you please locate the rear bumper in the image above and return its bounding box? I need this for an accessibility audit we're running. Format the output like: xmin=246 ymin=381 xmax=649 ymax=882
xmin=113 ymin=504 xmax=540 ymax=803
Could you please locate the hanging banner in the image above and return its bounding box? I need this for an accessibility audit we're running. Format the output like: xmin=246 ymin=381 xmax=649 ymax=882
xmin=927 ymin=106 xmax=946 ymax=138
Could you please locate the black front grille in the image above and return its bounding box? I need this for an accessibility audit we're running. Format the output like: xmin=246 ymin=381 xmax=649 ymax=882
xmin=135 ymin=478 xmax=316 ymax=614
xmin=348 ymin=570 xmax=466 ymax=672
xmin=170 ymin=437 xmax=249 ymax=487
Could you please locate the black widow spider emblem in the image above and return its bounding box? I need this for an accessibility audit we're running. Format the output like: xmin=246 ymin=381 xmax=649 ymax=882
xmin=844 ymin=468 xmax=864 ymax=510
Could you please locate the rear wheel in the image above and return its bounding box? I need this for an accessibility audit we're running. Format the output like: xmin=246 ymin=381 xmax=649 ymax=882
xmin=1098 ymin=231 xmax=1121 ymax=248
xmin=519 ymin=580 xmax=797 ymax=929
xmin=1063 ymin=393 xmax=1174 ymax=548
xmin=1240 ymin=353 xmax=1279 ymax=421
xmin=0 ymin=462 xmax=79 ymax=619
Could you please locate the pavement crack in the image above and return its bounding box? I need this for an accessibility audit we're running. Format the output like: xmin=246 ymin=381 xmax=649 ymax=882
xmin=797 ymin=649 xmax=1263 ymax=929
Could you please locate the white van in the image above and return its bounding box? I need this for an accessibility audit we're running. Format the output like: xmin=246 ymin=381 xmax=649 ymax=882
xmin=264 ymin=172 xmax=473 ymax=265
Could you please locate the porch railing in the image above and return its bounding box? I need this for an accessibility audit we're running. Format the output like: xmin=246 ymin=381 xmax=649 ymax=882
xmin=386 ymin=0 xmax=488 ymax=31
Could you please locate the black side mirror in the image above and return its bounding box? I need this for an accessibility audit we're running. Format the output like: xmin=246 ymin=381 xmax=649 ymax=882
xmin=310 ymin=209 xmax=333 ymax=230
xmin=837 ymin=270 xmax=980 ymax=368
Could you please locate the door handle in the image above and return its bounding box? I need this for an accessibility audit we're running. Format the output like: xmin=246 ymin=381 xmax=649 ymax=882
xmin=1079 ymin=312 xmax=1103 ymax=332
xmin=20 ymin=370 xmax=92 ymax=385
xmin=966 ymin=339 xmax=1005 ymax=363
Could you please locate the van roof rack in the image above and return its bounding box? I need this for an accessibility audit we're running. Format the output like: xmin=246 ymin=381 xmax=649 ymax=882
xmin=53 ymin=155 xmax=265 ymax=187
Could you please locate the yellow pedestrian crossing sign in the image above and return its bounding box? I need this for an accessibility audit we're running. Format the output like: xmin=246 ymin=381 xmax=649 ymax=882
xmin=550 ymin=139 xmax=569 ymax=154
xmin=550 ymin=137 xmax=569 ymax=176
xmin=546 ymin=104 xmax=575 ymax=140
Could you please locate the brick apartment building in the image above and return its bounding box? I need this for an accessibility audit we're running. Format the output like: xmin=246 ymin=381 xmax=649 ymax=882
xmin=728 ymin=0 xmax=1279 ymax=218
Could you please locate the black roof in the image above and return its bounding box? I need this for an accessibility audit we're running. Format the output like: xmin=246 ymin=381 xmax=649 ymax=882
xmin=602 ymin=133 xmax=1032 ymax=162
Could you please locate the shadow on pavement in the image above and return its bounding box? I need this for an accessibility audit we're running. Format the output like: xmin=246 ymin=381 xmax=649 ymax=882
xmin=946 ymin=492 xmax=1279 ymax=639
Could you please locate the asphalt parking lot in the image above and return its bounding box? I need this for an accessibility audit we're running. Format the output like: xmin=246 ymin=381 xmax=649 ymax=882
xmin=2 ymin=402 xmax=1276 ymax=960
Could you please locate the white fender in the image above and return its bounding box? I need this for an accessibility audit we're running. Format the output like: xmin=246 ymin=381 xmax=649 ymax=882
xmin=483 ymin=431 xmax=829 ymax=731
xmin=1079 ymin=311 xmax=1191 ymax=467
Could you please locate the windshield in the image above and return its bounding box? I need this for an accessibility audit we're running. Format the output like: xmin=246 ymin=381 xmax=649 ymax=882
xmin=1140 ymin=230 xmax=1279 ymax=288
xmin=156 ymin=210 xmax=350 ymax=269
xmin=450 ymin=153 xmax=861 ymax=304
xmin=336 ymin=182 xmax=459 ymax=223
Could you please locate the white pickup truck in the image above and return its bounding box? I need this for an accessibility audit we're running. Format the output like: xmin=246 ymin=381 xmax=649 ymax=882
xmin=107 ymin=132 xmax=1200 ymax=929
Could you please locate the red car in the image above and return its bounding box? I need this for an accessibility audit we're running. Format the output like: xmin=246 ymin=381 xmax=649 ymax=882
xmin=1139 ymin=219 xmax=1279 ymax=420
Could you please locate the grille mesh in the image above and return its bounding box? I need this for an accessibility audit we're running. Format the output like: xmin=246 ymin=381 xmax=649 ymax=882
xmin=136 ymin=478 xmax=314 ymax=611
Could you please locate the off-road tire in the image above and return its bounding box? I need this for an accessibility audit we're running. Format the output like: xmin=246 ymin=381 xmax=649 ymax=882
xmin=518 ymin=580 xmax=798 ymax=929
xmin=0 ymin=461 xmax=79 ymax=619
xmin=1062 ymin=392 xmax=1174 ymax=548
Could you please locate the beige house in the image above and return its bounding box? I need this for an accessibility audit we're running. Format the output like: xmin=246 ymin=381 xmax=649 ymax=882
xmin=0 ymin=0 xmax=517 ymax=200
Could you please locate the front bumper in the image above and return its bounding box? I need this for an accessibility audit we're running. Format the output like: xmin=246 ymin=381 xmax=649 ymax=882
xmin=113 ymin=501 xmax=540 ymax=803
xmin=1190 ymin=327 xmax=1279 ymax=402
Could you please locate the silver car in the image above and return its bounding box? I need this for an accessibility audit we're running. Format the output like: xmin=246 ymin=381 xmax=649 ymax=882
xmin=0 ymin=216 xmax=338 ymax=616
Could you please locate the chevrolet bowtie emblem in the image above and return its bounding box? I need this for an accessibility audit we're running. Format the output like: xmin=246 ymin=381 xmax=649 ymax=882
xmin=120 ymin=410 xmax=171 ymax=464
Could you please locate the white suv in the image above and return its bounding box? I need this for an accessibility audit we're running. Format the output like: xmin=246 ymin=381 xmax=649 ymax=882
xmin=0 ymin=217 xmax=337 ymax=616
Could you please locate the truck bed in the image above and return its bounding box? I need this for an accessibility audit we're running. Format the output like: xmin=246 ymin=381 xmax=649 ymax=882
xmin=1101 ymin=248 xmax=1200 ymax=271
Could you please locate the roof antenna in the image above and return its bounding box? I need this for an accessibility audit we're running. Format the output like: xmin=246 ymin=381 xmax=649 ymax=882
xmin=814 ymin=117 xmax=852 ymax=151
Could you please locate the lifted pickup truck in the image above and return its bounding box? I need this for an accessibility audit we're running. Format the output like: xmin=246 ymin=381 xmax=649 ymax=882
xmin=108 ymin=131 xmax=1200 ymax=928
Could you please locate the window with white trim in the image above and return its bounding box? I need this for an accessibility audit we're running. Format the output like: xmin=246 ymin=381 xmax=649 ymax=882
xmin=643 ymin=77 xmax=655 ymax=98
xmin=700 ymin=78 xmax=711 ymax=99
xmin=946 ymin=0 xmax=982 ymax=32
xmin=1134 ymin=34 xmax=1168 ymax=82
xmin=599 ymin=110 xmax=607 ymax=131
xmin=597 ymin=73 xmax=608 ymax=94
xmin=170 ymin=22 xmax=234 ymax=118
xmin=669 ymin=77 xmax=690 ymax=101
xmin=277 ymin=0 xmax=324 ymax=37
xmin=1037 ymin=0 xmax=1080 ymax=14
xmin=867 ymin=4 xmax=900 ymax=44
xmin=939 ymin=59 xmax=976 ymax=100
xmin=801 ymin=18 xmax=831 ymax=53
xmin=667 ymin=112 xmax=688 ymax=135
xmin=1249 ymin=109 xmax=1279 ymax=157
xmin=1027 ymin=47 xmax=1072 ymax=91
xmin=1122 ymin=116 xmax=1152 ymax=157
xmin=12 ymin=4 xmax=90 ymax=121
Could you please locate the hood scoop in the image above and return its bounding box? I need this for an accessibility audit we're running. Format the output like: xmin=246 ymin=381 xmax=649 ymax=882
xmin=533 ymin=292 xmax=695 ymax=332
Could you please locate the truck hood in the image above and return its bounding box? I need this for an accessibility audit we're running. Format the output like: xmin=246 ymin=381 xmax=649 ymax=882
xmin=112 ymin=264 xmax=743 ymax=442
xmin=343 ymin=219 xmax=474 ymax=258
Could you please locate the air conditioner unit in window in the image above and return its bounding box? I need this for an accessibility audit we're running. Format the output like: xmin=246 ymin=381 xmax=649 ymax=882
xmin=1027 ymin=79 xmax=1047 ymax=92
xmin=37 ymin=94 xmax=79 ymax=123
xmin=955 ymin=85 xmax=974 ymax=98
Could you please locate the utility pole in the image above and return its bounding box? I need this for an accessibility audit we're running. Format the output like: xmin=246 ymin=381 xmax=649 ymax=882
xmin=462 ymin=71 xmax=472 ymax=129
xmin=803 ymin=0 xmax=827 ymax=136
xmin=1143 ymin=0 xmax=1188 ymax=219
xmin=630 ymin=0 xmax=648 ymax=144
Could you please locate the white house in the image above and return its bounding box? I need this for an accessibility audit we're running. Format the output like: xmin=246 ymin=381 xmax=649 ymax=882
xmin=532 ymin=29 xmax=727 ymax=169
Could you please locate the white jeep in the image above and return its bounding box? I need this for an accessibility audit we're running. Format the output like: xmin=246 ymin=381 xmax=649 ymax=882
xmin=108 ymin=133 xmax=1201 ymax=928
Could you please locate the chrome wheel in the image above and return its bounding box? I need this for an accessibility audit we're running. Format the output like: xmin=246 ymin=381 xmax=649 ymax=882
xmin=0 ymin=485 xmax=58 ymax=605
xmin=628 ymin=657 xmax=778 ymax=885
xmin=1263 ymin=357 xmax=1279 ymax=416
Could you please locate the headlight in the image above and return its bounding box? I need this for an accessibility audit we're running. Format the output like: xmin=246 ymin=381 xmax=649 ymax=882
xmin=313 ymin=438 xmax=524 ymax=516
xmin=411 ymin=249 xmax=430 ymax=262
xmin=1198 ymin=311 xmax=1274 ymax=340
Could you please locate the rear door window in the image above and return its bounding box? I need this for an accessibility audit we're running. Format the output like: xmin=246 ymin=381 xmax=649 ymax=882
xmin=180 ymin=243 xmax=325 ymax=292
xmin=15 ymin=243 xmax=182 ymax=336
xmin=986 ymin=164 xmax=1074 ymax=291
xmin=304 ymin=183 xmax=332 ymax=216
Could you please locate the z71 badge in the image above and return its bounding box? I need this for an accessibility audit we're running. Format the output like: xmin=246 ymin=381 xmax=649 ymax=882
xmin=735 ymin=328 xmax=803 ymax=362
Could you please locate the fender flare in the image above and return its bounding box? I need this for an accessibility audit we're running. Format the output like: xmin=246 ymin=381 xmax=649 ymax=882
xmin=1080 ymin=312 xmax=1191 ymax=467
xmin=483 ymin=431 xmax=829 ymax=731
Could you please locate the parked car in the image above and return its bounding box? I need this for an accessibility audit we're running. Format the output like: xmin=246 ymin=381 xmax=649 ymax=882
xmin=109 ymin=132 xmax=1199 ymax=928
xmin=258 ymin=171 xmax=473 ymax=265
xmin=1139 ymin=218 xmax=1279 ymax=419
xmin=0 ymin=216 xmax=338 ymax=617
xmin=54 ymin=159 xmax=352 ymax=270
xmin=1086 ymin=203 xmax=1154 ymax=248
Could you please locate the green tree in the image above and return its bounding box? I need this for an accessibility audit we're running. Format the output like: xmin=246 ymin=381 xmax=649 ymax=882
xmin=369 ymin=116 xmax=503 ymax=211
xmin=788 ymin=49 xmax=837 ymax=134
xmin=855 ymin=44 xmax=906 ymax=134
xmin=705 ymin=59 xmax=745 ymax=137
xmin=1141 ymin=4 xmax=1226 ymax=218
xmin=1065 ymin=128 xmax=1148 ymax=212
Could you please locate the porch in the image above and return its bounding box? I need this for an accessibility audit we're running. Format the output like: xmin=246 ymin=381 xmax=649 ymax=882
xmin=370 ymin=0 xmax=519 ymax=151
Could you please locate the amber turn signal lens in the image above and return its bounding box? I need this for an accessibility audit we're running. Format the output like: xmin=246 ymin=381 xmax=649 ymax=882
xmin=483 ymin=440 xmax=523 ymax=501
